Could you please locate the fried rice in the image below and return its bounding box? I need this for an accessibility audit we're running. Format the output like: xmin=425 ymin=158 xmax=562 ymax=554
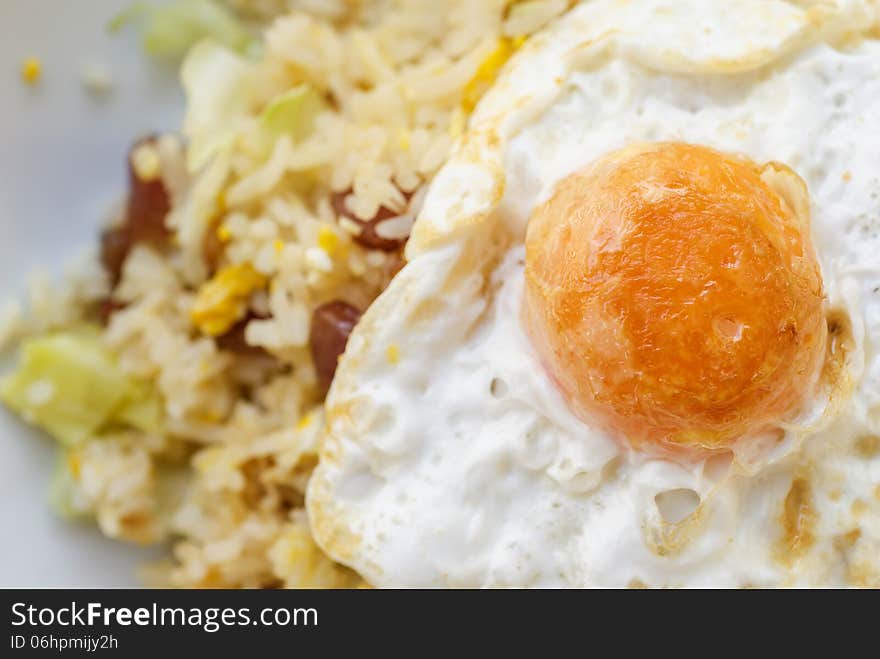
xmin=0 ymin=0 xmax=570 ymax=587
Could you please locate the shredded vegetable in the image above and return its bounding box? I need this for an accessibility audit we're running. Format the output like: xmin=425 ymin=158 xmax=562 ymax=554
xmin=181 ymin=40 xmax=255 ymax=171
xmin=0 ymin=327 xmax=162 ymax=446
xmin=110 ymin=0 xmax=256 ymax=60
xmin=256 ymin=84 xmax=324 ymax=155
xmin=48 ymin=451 xmax=90 ymax=519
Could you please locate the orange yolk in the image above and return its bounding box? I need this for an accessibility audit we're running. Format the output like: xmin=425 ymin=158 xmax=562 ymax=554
xmin=523 ymin=142 xmax=826 ymax=455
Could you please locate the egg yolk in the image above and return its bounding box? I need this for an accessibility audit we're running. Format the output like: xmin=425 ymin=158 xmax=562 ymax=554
xmin=523 ymin=142 xmax=826 ymax=455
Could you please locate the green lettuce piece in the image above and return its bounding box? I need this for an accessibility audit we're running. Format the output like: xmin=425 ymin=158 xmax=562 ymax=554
xmin=0 ymin=327 xmax=163 ymax=446
xmin=181 ymin=40 xmax=255 ymax=171
xmin=256 ymin=85 xmax=325 ymax=155
xmin=110 ymin=0 xmax=255 ymax=60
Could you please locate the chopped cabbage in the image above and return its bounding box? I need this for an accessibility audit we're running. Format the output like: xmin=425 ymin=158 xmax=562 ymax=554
xmin=0 ymin=327 xmax=163 ymax=446
xmin=181 ymin=40 xmax=255 ymax=171
xmin=256 ymin=85 xmax=325 ymax=155
xmin=110 ymin=0 xmax=255 ymax=60
xmin=48 ymin=451 xmax=90 ymax=520
xmin=116 ymin=380 xmax=164 ymax=435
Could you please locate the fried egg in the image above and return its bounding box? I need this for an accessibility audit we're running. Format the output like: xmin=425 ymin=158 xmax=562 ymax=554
xmin=308 ymin=0 xmax=880 ymax=587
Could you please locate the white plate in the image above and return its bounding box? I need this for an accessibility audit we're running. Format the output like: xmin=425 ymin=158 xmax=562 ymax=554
xmin=0 ymin=0 xmax=182 ymax=586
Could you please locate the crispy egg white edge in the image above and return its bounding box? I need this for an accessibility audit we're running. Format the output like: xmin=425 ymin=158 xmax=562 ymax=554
xmin=307 ymin=0 xmax=880 ymax=583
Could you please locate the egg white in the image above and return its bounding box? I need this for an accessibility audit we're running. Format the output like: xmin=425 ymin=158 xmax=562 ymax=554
xmin=308 ymin=0 xmax=880 ymax=587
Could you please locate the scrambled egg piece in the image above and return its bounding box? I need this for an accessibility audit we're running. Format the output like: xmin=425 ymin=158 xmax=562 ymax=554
xmin=317 ymin=226 xmax=339 ymax=256
xmin=191 ymin=263 xmax=266 ymax=336
xmin=21 ymin=57 xmax=42 ymax=85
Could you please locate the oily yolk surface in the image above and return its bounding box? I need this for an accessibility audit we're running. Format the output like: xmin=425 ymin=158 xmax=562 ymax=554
xmin=523 ymin=142 xmax=826 ymax=455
